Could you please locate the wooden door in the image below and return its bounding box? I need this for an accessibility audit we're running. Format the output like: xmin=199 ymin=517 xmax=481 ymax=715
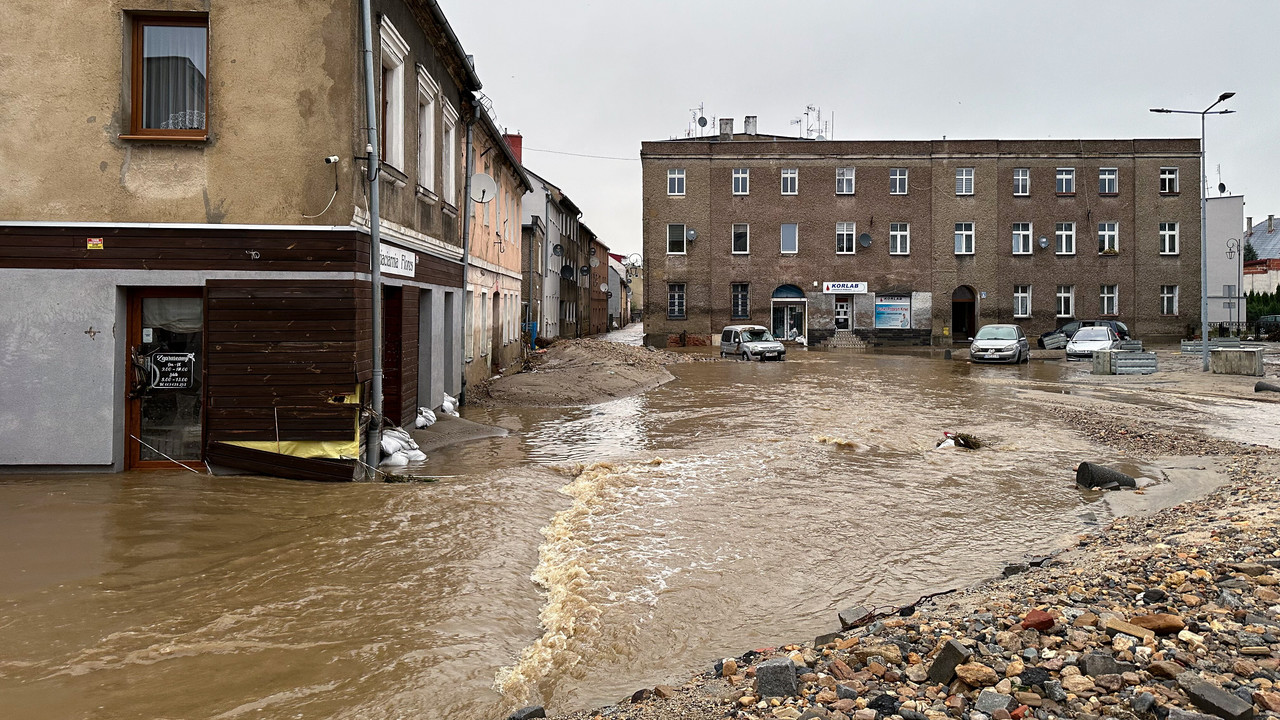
xmin=126 ymin=288 xmax=204 ymax=469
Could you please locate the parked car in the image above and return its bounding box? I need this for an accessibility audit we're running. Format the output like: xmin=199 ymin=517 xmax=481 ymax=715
xmin=1065 ymin=326 xmax=1120 ymax=360
xmin=1257 ymin=315 xmax=1280 ymax=338
xmin=969 ymin=324 xmax=1030 ymax=364
xmin=720 ymin=325 xmax=786 ymax=361
xmin=1038 ymin=319 xmax=1131 ymax=348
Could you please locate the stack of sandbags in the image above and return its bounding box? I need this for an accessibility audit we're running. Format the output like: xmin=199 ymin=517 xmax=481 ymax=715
xmin=414 ymin=407 xmax=437 ymax=428
xmin=440 ymin=394 xmax=459 ymax=417
xmin=379 ymin=427 xmax=426 ymax=466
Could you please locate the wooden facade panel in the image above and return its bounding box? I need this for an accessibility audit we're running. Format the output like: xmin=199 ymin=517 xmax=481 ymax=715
xmin=401 ymin=286 xmax=420 ymax=423
xmin=382 ymin=286 xmax=404 ymax=426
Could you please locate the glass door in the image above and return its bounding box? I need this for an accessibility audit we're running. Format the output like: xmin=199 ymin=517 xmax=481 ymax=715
xmin=835 ymin=297 xmax=851 ymax=330
xmin=126 ymin=289 xmax=204 ymax=469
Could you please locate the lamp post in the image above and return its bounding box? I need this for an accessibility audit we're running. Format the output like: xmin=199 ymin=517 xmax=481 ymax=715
xmin=1226 ymin=238 xmax=1243 ymax=332
xmin=1150 ymin=92 xmax=1236 ymax=371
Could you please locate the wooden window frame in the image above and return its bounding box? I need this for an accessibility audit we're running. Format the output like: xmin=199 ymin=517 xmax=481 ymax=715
xmin=125 ymin=14 xmax=210 ymax=141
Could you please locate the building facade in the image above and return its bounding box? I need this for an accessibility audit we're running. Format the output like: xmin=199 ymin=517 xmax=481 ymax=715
xmin=1205 ymin=196 xmax=1247 ymax=328
xmin=589 ymin=235 xmax=610 ymax=335
xmin=641 ymin=118 xmax=1202 ymax=347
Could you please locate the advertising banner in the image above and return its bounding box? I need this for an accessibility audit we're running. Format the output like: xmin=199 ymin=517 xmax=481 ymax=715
xmin=822 ymin=281 xmax=867 ymax=294
xmin=874 ymin=295 xmax=911 ymax=329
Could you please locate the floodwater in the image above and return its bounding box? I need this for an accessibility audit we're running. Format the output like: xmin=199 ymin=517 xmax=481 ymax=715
xmin=0 ymin=345 xmax=1208 ymax=720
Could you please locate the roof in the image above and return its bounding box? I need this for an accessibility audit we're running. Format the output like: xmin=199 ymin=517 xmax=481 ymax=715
xmin=420 ymin=1 xmax=482 ymax=91
xmin=526 ymin=168 xmax=581 ymax=216
xmin=475 ymin=106 xmax=531 ymax=193
xmin=1247 ymin=217 xmax=1280 ymax=259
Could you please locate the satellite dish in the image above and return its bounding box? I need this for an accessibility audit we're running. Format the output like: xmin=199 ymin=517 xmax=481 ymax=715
xmin=552 ymin=244 xmax=564 ymax=257
xmin=579 ymin=265 xmax=590 ymax=276
xmin=686 ymin=228 xmax=698 ymax=242
xmin=560 ymin=265 xmax=575 ymax=280
xmin=697 ymin=116 xmax=708 ymax=128
xmin=589 ymin=256 xmax=600 ymax=268
xmin=626 ymin=253 xmax=641 ymax=265
xmin=470 ymin=173 xmax=498 ymax=203
xmin=1219 ymin=182 xmax=1227 ymax=194
xmin=599 ymin=282 xmax=609 ymax=293
xmin=1038 ymin=236 xmax=1050 ymax=249
xmin=857 ymin=233 xmax=872 ymax=248
xmin=815 ymin=134 xmax=826 ymax=141
xmin=589 ymin=246 xmax=597 ymax=256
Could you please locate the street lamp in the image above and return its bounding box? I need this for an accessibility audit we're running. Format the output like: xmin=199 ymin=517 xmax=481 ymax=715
xmin=1150 ymin=92 xmax=1236 ymax=371
xmin=1226 ymin=238 xmax=1243 ymax=332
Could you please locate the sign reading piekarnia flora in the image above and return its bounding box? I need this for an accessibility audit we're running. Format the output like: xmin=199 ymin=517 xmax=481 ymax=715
xmin=822 ymin=281 xmax=867 ymax=294
xmin=380 ymin=245 xmax=417 ymax=278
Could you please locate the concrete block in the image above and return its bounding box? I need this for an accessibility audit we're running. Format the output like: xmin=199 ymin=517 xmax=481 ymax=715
xmin=1210 ymin=348 xmax=1264 ymax=376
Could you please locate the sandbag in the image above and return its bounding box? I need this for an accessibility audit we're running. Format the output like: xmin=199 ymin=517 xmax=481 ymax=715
xmin=1076 ymin=461 xmax=1137 ymax=489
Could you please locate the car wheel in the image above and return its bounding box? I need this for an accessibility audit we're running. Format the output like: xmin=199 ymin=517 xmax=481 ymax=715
xmin=741 ymin=351 xmax=751 ymax=362
xmin=719 ymin=351 xmax=725 ymax=358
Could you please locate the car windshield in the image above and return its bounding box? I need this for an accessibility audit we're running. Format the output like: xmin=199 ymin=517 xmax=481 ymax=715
xmin=742 ymin=329 xmax=773 ymax=342
xmin=975 ymin=326 xmax=1017 ymax=340
xmin=1073 ymin=327 xmax=1111 ymax=341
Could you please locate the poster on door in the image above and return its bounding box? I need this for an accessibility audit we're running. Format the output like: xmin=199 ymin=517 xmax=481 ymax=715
xmin=873 ymin=295 xmax=911 ymax=329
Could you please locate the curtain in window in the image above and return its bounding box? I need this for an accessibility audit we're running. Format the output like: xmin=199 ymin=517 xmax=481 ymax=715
xmin=143 ymin=25 xmax=207 ymax=130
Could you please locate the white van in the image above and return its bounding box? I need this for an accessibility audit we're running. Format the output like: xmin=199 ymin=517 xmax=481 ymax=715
xmin=720 ymin=325 xmax=787 ymax=361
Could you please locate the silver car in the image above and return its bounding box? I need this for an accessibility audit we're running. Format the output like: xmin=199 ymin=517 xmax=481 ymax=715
xmin=1065 ymin=325 xmax=1119 ymax=360
xmin=720 ymin=325 xmax=786 ymax=361
xmin=969 ymin=324 xmax=1030 ymax=364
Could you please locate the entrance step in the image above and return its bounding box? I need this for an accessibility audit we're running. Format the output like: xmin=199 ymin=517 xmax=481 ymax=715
xmin=825 ymin=329 xmax=867 ymax=349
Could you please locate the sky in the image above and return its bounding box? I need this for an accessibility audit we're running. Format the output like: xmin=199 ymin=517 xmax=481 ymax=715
xmin=438 ymin=0 xmax=1280 ymax=258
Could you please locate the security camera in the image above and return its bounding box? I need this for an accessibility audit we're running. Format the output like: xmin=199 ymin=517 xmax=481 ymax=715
xmin=324 ymin=155 xmax=340 ymax=164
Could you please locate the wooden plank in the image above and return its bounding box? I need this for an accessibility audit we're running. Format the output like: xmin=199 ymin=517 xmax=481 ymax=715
xmin=206 ymin=373 xmax=357 ymax=386
xmin=207 ymin=319 xmax=360 ymax=332
xmin=206 ymin=442 xmax=358 ymax=482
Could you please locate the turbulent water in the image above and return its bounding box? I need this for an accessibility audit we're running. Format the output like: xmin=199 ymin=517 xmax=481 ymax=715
xmin=0 ymin=349 xmax=1171 ymax=719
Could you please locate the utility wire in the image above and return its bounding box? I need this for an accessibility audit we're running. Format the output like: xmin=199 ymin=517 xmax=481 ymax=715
xmin=523 ymin=146 xmax=638 ymax=162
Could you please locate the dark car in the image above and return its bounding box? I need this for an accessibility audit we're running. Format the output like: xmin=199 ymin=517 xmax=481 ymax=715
xmin=1038 ymin=319 xmax=1131 ymax=348
xmin=1258 ymin=315 xmax=1280 ymax=338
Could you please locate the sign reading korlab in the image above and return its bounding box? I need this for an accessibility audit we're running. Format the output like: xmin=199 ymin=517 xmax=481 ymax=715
xmin=822 ymin=281 xmax=867 ymax=294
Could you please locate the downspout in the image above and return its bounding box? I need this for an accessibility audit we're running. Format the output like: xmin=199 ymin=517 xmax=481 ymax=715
xmin=458 ymin=109 xmax=476 ymax=403
xmin=543 ymin=192 xmax=551 ymax=339
xmin=360 ymin=0 xmax=384 ymax=472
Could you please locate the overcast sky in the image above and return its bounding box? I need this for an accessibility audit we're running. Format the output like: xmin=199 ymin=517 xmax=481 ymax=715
xmin=439 ymin=0 xmax=1279 ymax=258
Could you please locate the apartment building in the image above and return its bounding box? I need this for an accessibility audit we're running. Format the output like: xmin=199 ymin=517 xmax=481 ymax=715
xmin=641 ymin=117 xmax=1201 ymax=348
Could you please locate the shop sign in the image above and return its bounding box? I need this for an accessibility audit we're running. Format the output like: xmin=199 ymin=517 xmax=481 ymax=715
xmin=874 ymin=295 xmax=911 ymax=329
xmin=380 ymin=245 xmax=416 ymax=278
xmin=150 ymin=353 xmax=196 ymax=390
xmin=822 ymin=281 xmax=867 ymax=294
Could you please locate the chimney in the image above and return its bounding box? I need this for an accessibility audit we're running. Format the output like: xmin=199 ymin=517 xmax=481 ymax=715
xmin=718 ymin=117 xmax=733 ymax=141
xmin=1247 ymin=216 xmax=1253 ymax=237
xmin=1270 ymin=215 xmax=1275 ymax=233
xmin=503 ymin=133 xmax=523 ymax=164
xmin=744 ymin=115 xmax=758 ymax=135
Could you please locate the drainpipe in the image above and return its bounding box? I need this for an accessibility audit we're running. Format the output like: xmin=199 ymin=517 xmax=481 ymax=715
xmin=360 ymin=0 xmax=384 ymax=472
xmin=458 ymin=110 xmax=476 ymax=404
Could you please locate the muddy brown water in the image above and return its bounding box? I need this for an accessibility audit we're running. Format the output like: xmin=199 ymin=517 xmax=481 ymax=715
xmin=0 ymin=350 xmax=1193 ymax=719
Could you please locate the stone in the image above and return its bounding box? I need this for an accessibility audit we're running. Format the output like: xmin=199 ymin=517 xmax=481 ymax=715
xmin=1167 ymin=709 xmax=1225 ymax=720
xmin=756 ymin=658 xmax=798 ymax=698
xmin=995 ymin=678 xmax=1013 ymax=694
xmin=1148 ymin=661 xmax=1185 ymax=679
xmin=840 ymin=606 xmax=874 ymax=630
xmin=508 ymin=707 xmax=547 ymax=720
xmin=1130 ymin=692 xmax=1156 ymax=715
xmin=1020 ymin=666 xmax=1051 ymax=688
xmin=1043 ymin=680 xmax=1067 ymax=702
xmin=1230 ymin=563 xmax=1269 ymax=576
xmin=975 ymin=690 xmax=1016 ymax=714
xmin=723 ymin=659 xmax=739 ymax=677
xmin=1257 ymin=587 xmax=1280 ymax=603
xmin=855 ymin=709 xmax=877 ymax=720
xmin=837 ymin=685 xmax=859 ymax=701
xmin=1129 ymin=614 xmax=1186 ymax=635
xmin=799 ymin=711 xmax=828 ymax=720
xmin=853 ymin=644 xmax=903 ymax=666
xmin=867 ymin=693 xmax=901 ymax=716
xmin=1094 ymin=674 xmax=1123 ymax=692
xmin=956 ymin=662 xmax=1000 ymax=687
xmin=654 ymin=685 xmax=674 ymax=699
xmin=1253 ymin=692 xmax=1280 ymax=713
xmin=1080 ymin=653 xmax=1123 ymax=678
xmin=1062 ymin=675 xmax=1096 ymax=693
xmin=927 ymin=640 xmax=972 ymax=685
xmin=1177 ymin=672 xmax=1255 ymax=720
xmin=1104 ymin=618 xmax=1156 ymax=642
xmin=1022 ymin=610 xmax=1055 ymax=632
xmin=816 ymin=631 xmax=843 ymax=647
xmin=1074 ymin=612 xmax=1100 ymax=628
xmin=906 ymin=664 xmax=929 ymax=683
xmin=834 ymin=699 xmax=857 ymax=713
xmin=815 ymin=689 xmax=839 ymax=704
xmin=774 ymin=708 xmax=802 ymax=720
xmin=1015 ymin=692 xmax=1042 ymax=707
xmin=829 ymin=659 xmax=856 ymax=681
xmin=631 ymin=688 xmax=652 ymax=703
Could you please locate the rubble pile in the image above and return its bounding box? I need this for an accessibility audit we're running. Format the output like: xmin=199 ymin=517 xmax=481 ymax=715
xmin=542 ymin=338 xmax=715 ymax=371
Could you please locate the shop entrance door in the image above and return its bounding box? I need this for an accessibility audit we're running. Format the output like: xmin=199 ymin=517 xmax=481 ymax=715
xmin=834 ymin=297 xmax=851 ymax=330
xmin=126 ymin=288 xmax=204 ymax=469
xmin=952 ymin=285 xmax=977 ymax=341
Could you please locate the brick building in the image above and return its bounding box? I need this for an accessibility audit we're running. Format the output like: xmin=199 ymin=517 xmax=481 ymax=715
xmin=641 ymin=117 xmax=1202 ymax=348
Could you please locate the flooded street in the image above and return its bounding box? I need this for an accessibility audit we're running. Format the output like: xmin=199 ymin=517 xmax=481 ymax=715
xmin=0 ymin=345 xmax=1241 ymax=719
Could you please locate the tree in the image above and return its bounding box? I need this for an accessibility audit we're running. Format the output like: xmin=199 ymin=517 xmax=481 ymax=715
xmin=1244 ymin=240 xmax=1258 ymax=262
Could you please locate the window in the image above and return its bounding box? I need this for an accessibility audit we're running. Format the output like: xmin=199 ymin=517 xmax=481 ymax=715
xmin=955 ymin=168 xmax=974 ymax=195
xmin=732 ymin=223 xmax=749 ymax=254
xmin=416 ymin=69 xmax=438 ymax=191
xmin=1159 ymin=222 xmax=1179 ymax=254
xmin=1014 ymin=285 xmax=1031 ymax=318
xmin=1012 ymin=222 xmax=1032 ymax=255
xmin=129 ymin=15 xmax=209 ymax=139
xmin=890 ymin=223 xmax=910 ymax=255
xmin=1055 ymin=222 xmax=1076 ymax=255
xmin=1013 ymin=168 xmax=1030 ymax=196
xmin=781 ymin=223 xmax=798 ymax=254
xmin=733 ymin=168 xmax=750 ymax=195
xmin=1160 ymin=167 xmax=1179 ymax=194
xmin=836 ymin=167 xmax=856 ymax=195
xmin=890 ymin=168 xmax=908 ymax=195
xmin=781 ymin=168 xmax=798 ymax=195
xmin=1161 ymin=285 xmax=1179 ymax=315
xmin=954 ymin=222 xmax=974 ymax=255
xmin=1098 ymin=222 xmax=1118 ymax=253
xmin=1056 ymin=285 xmax=1074 ymax=318
xmin=731 ymin=283 xmax=749 ymax=319
xmin=442 ymin=102 xmax=458 ymax=201
xmin=667 ymin=169 xmax=685 ymax=196
xmin=1056 ymin=168 xmax=1075 ymax=195
xmin=667 ymin=223 xmax=686 ymax=254
xmin=667 ymin=283 xmax=686 ymax=319
xmin=1100 ymin=285 xmax=1118 ymax=316
xmin=1099 ymin=168 xmax=1117 ymax=195
xmin=379 ymin=18 xmax=410 ymax=169
xmin=836 ymin=222 xmax=856 ymax=254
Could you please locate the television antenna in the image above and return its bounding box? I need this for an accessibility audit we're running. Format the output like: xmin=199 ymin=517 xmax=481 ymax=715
xmin=686 ymin=102 xmax=713 ymax=138
xmin=791 ymin=104 xmax=832 ymax=140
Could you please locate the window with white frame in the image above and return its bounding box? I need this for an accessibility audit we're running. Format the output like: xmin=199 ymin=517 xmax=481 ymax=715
xmin=732 ymin=223 xmax=749 ymax=254
xmin=781 ymin=168 xmax=798 ymax=195
xmin=1056 ymin=168 xmax=1075 ymax=194
xmin=1161 ymin=285 xmax=1178 ymax=315
xmin=890 ymin=222 xmax=910 ymax=255
xmin=781 ymin=223 xmax=798 ymax=253
xmin=1159 ymin=167 xmax=1179 ymax=194
xmin=731 ymin=283 xmax=749 ymax=319
xmin=1098 ymin=222 xmax=1118 ymax=253
xmin=955 ymin=168 xmax=974 ymax=195
xmin=667 ymin=169 xmax=685 ymax=196
xmin=1159 ymin=222 xmax=1179 ymax=254
xmin=1100 ymin=285 xmax=1118 ymax=316
xmin=1055 ymin=222 xmax=1076 ymax=255
xmin=667 ymin=283 xmax=686 ymax=319
xmin=1012 ymin=222 xmax=1032 ymax=254
xmin=416 ymin=68 xmax=438 ymax=191
xmin=836 ymin=167 xmax=855 ymax=195
xmin=1098 ymin=167 xmax=1117 ymax=195
xmin=1014 ymin=285 xmax=1031 ymax=318
xmin=1056 ymin=285 xmax=1074 ymax=317
xmin=733 ymin=168 xmax=749 ymax=195
xmin=667 ymin=223 xmax=686 ymax=254
xmin=954 ymin=222 xmax=974 ymax=254
xmin=441 ymin=101 xmax=458 ymax=202
xmin=379 ymin=19 xmax=409 ymax=170
xmin=1013 ymin=168 xmax=1030 ymax=196
xmin=890 ymin=167 xmax=908 ymax=195
xmin=836 ymin=222 xmax=856 ymax=254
